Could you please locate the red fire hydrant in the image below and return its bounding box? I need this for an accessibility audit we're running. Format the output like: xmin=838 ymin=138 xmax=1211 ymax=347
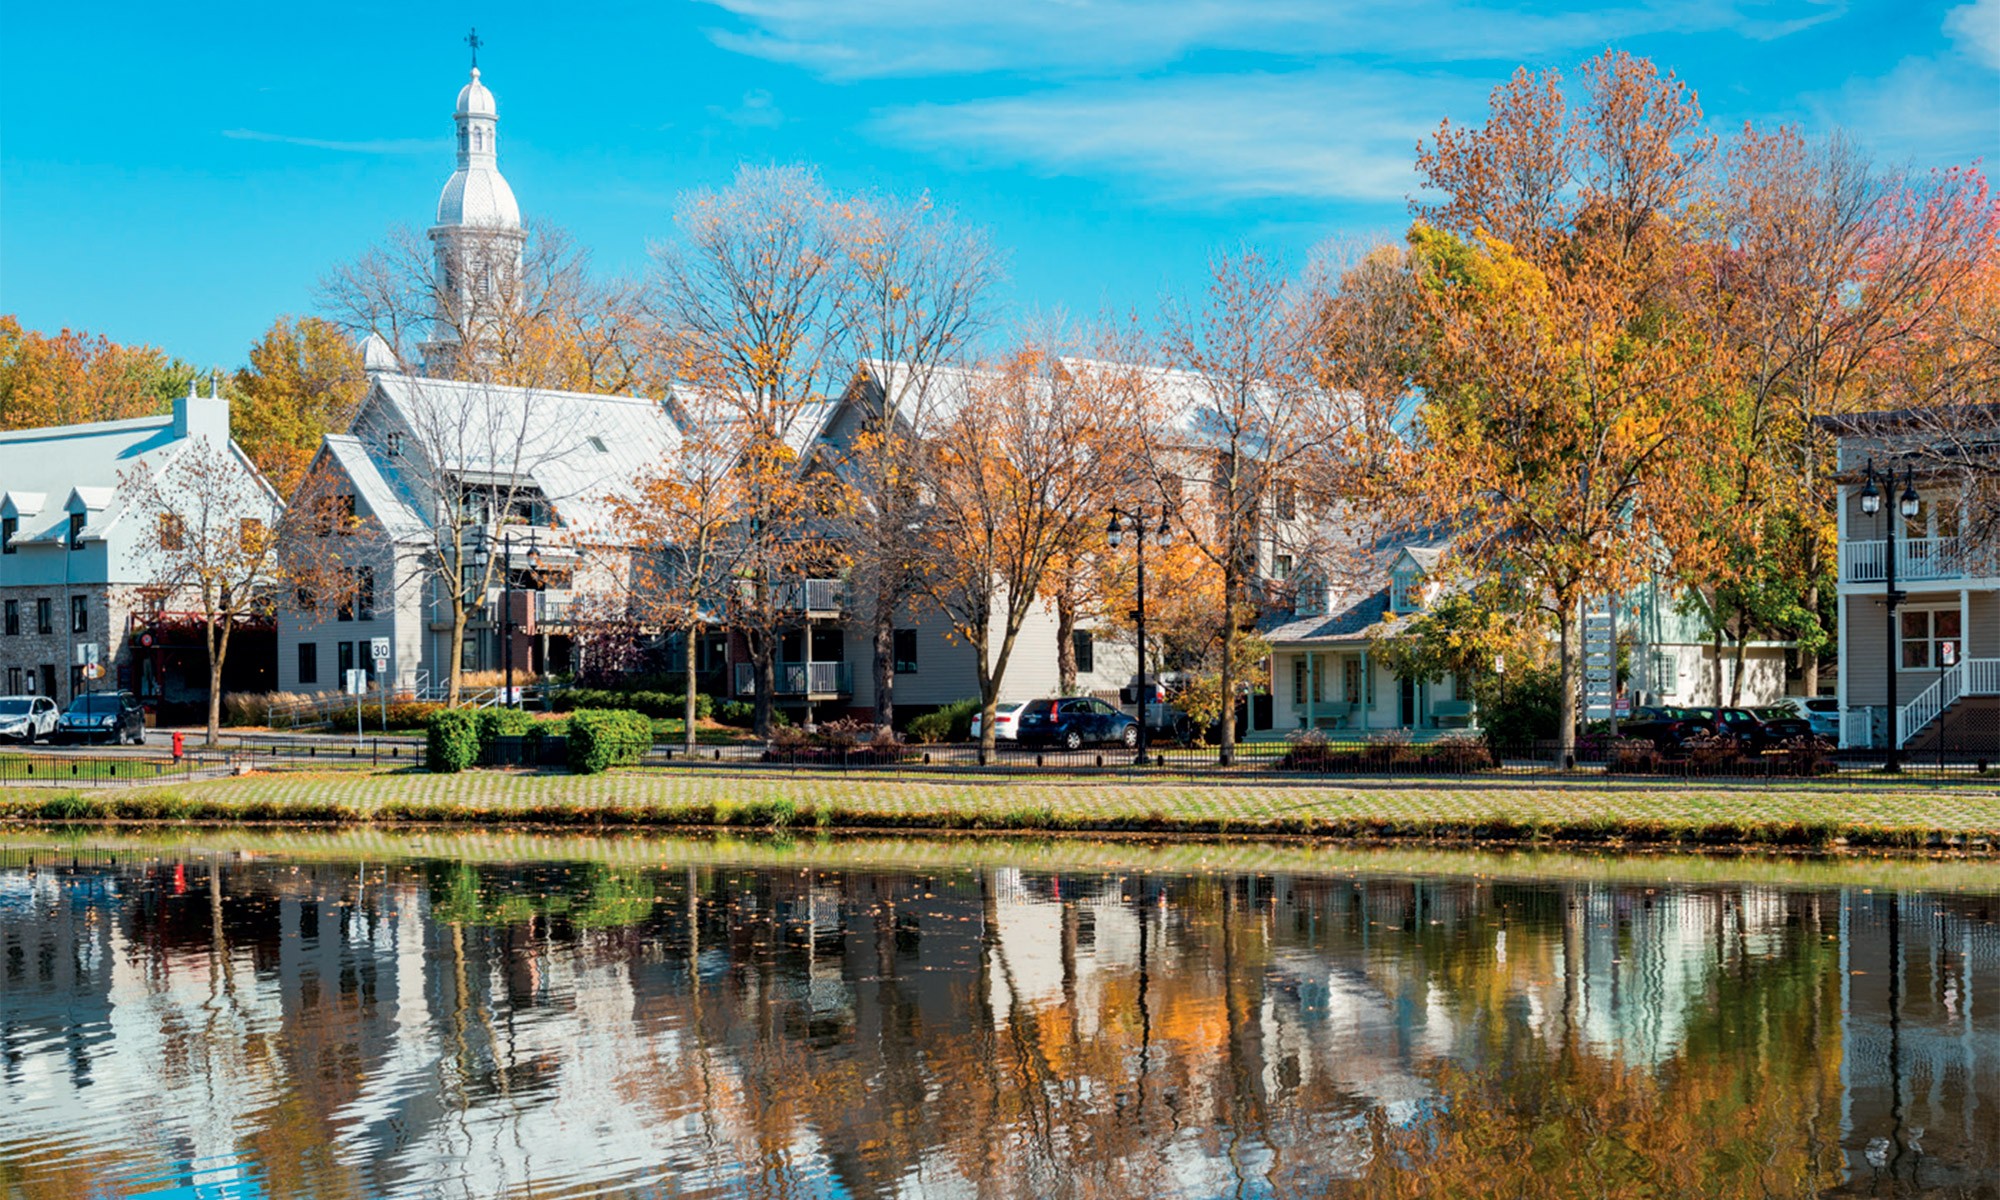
xmin=171 ymin=730 xmax=184 ymax=762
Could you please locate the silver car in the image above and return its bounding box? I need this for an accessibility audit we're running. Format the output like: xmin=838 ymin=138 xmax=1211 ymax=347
xmin=0 ymin=695 xmax=60 ymax=743
xmin=1801 ymin=697 xmax=1840 ymax=739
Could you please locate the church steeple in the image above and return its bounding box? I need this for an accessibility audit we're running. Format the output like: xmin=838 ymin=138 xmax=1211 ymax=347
xmin=424 ymin=32 xmax=524 ymax=376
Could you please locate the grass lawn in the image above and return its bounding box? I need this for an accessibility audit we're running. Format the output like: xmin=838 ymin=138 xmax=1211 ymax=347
xmin=3 ymin=764 xmax=1999 ymax=849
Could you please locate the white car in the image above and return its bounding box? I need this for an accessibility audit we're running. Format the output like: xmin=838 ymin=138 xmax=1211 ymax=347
xmin=0 ymin=695 xmax=61 ymax=744
xmin=970 ymin=701 xmax=1026 ymax=742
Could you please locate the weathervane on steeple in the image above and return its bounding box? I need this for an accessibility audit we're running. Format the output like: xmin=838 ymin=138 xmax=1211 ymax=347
xmin=466 ymin=27 xmax=483 ymax=69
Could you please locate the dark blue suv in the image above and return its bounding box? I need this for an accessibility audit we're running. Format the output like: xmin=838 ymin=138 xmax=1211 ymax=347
xmin=1013 ymin=697 xmax=1139 ymax=751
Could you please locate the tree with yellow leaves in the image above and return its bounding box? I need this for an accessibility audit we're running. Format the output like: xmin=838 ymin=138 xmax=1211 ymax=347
xmin=1405 ymin=52 xmax=1727 ymax=759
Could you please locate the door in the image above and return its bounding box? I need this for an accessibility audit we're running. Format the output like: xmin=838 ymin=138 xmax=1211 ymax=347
xmin=1399 ymin=676 xmax=1417 ymax=727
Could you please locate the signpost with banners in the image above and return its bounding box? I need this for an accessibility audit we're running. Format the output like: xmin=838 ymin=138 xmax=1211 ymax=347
xmin=74 ymin=643 xmax=102 ymax=698
xmin=1583 ymin=601 xmax=1617 ymax=732
xmin=345 ymin=668 xmax=369 ymax=747
xmin=371 ymin=638 xmax=391 ymax=730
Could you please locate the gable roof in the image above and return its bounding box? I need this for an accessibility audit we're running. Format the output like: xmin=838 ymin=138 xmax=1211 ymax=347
xmin=0 ymin=413 xmax=182 ymax=544
xmin=365 ymin=373 xmax=684 ymax=538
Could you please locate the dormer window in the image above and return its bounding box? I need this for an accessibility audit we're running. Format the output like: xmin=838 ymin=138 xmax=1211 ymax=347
xmin=1391 ymin=569 xmax=1423 ymax=613
xmin=68 ymin=513 xmax=85 ymax=551
xmin=1 ymin=516 xmax=15 ymax=555
xmin=387 ymin=431 xmax=404 ymax=457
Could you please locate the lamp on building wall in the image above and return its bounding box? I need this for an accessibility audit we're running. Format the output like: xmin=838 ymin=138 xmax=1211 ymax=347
xmin=1858 ymin=457 xmax=1917 ymax=771
xmin=1107 ymin=506 xmax=1172 ymax=765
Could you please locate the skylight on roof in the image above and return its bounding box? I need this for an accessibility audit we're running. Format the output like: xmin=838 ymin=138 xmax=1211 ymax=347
xmin=587 ymin=436 xmax=607 ymax=452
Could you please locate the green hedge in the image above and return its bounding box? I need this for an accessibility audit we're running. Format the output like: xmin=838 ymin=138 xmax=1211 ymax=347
xmin=474 ymin=707 xmax=539 ymax=760
xmin=567 ymin=708 xmax=653 ymax=774
xmin=552 ymin=688 xmax=715 ymax=721
xmin=426 ymin=709 xmax=479 ymax=773
xmin=908 ymin=697 xmax=980 ymax=744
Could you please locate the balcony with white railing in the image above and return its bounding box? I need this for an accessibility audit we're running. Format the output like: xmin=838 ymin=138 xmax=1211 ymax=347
xmin=736 ymin=578 xmax=846 ymax=615
xmin=1842 ymin=537 xmax=1966 ymax=584
xmin=733 ymin=661 xmax=854 ymax=697
xmin=1897 ymin=656 xmax=2000 ymax=746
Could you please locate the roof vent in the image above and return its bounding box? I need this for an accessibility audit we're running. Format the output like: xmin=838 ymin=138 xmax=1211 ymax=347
xmin=587 ymin=435 xmax=607 ymax=452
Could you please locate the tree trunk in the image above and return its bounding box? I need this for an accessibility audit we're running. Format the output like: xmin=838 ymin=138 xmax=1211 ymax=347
xmin=1557 ymin=602 xmax=1579 ymax=766
xmin=1729 ymin=598 xmax=1749 ymax=707
xmin=1800 ymin=580 xmax=1821 ymax=696
xmin=683 ymin=617 xmax=700 ymax=755
xmin=750 ymin=627 xmax=775 ymax=739
xmin=1710 ymin=615 xmax=1724 ymax=706
xmin=873 ymin=600 xmax=896 ymax=731
xmin=1218 ymin=575 xmax=1238 ymax=767
xmin=205 ymin=616 xmax=231 ymax=748
xmin=448 ymin=602 xmax=468 ymax=707
xmin=1055 ymin=588 xmax=1077 ymax=695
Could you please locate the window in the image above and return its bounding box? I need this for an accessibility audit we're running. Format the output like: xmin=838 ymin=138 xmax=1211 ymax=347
xmin=36 ymin=598 xmax=52 ymax=635
xmin=1901 ymin=609 xmax=1963 ymax=670
xmin=5 ymin=667 xmax=18 ymax=694
xmin=70 ymin=596 xmax=88 ymax=633
xmin=3 ymin=601 xmax=15 ymax=636
xmin=1 ymin=515 xmax=15 ymax=554
xmin=295 ymin=584 xmax=318 ymax=615
xmin=158 ymin=513 xmax=185 ymax=551
xmin=1292 ymin=657 xmax=1325 ymax=706
xmin=357 ymin=566 xmax=376 ymax=618
xmin=1274 ymin=480 xmax=1297 ymax=521
xmin=1072 ymin=630 xmax=1094 ymax=675
xmin=239 ymin=518 xmax=266 ymax=554
xmin=68 ymin=512 xmax=85 ymax=551
xmin=297 ymin=642 xmax=318 ymax=685
xmin=1391 ymin=570 xmax=1423 ymax=613
xmin=587 ymin=436 xmax=607 ymax=452
xmin=893 ymin=629 xmax=918 ymax=674
xmin=338 ymin=640 xmax=355 ymax=681
xmin=39 ymin=664 xmax=56 ymax=700
xmin=386 ymin=432 xmax=403 ymax=457
xmin=1271 ymin=554 xmax=1293 ymax=582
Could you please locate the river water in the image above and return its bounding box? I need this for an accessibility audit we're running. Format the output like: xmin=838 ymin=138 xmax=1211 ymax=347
xmin=2 ymin=834 xmax=1996 ymax=1198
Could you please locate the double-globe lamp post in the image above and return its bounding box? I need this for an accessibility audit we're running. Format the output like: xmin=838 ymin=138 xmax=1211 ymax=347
xmin=497 ymin=527 xmax=542 ymax=710
xmin=1857 ymin=458 xmax=1918 ymax=772
xmin=1107 ymin=506 xmax=1172 ymax=765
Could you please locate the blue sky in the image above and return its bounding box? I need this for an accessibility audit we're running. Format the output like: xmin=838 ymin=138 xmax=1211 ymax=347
xmin=2 ymin=0 xmax=1995 ymax=369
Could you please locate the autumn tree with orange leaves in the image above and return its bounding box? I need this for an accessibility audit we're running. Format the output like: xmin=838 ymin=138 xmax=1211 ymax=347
xmin=920 ymin=347 xmax=1140 ymax=763
xmin=1405 ymin=52 xmax=1728 ymax=758
xmin=0 ymin=315 xmax=198 ymax=430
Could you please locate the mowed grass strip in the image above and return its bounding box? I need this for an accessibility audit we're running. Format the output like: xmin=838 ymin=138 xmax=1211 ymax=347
xmin=3 ymin=765 xmax=1999 ymax=849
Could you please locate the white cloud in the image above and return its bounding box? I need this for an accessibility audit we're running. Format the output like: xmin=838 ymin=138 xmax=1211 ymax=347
xmin=694 ymin=0 xmax=1845 ymax=80
xmin=221 ymin=129 xmax=444 ymax=155
xmin=706 ymin=88 xmax=786 ymax=128
xmin=871 ymin=71 xmax=1475 ymax=204
xmin=1807 ymin=54 xmax=1999 ymax=165
xmin=1944 ymin=0 xmax=2000 ymax=69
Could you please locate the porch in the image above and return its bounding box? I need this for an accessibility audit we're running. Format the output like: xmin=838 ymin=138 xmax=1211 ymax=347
xmin=1269 ymin=645 xmax=1473 ymax=736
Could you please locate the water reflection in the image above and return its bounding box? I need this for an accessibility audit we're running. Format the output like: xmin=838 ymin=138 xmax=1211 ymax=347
xmin=2 ymin=844 xmax=1997 ymax=1198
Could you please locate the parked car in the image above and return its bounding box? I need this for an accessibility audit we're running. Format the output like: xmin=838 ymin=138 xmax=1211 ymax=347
xmin=1621 ymin=705 xmax=1797 ymax=754
xmin=1014 ymin=697 xmax=1139 ymax=750
xmin=56 ymin=691 xmax=147 ymax=745
xmin=1618 ymin=706 xmax=1710 ymax=752
xmin=1800 ymin=697 xmax=1840 ymax=739
xmin=0 ymin=695 xmax=60 ymax=743
xmin=970 ymin=701 xmax=1027 ymax=742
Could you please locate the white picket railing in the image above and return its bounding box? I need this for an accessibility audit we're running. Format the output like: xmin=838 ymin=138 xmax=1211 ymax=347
xmin=733 ymin=661 xmax=854 ymax=697
xmin=1843 ymin=537 xmax=1966 ymax=584
xmin=1843 ymin=707 xmax=1881 ymax=750
xmin=1897 ymin=656 xmax=2000 ymax=746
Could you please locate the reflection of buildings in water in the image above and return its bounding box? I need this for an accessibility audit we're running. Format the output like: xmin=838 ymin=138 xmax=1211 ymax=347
xmin=1838 ymin=889 xmax=2000 ymax=1189
xmin=4 ymin=855 xmax=1998 ymax=1198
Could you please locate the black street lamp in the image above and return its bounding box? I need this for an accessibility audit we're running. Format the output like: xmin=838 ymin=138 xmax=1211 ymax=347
xmin=498 ymin=527 xmax=541 ymax=709
xmin=1108 ymin=505 xmax=1172 ymax=764
xmin=1859 ymin=458 xmax=1919 ymax=771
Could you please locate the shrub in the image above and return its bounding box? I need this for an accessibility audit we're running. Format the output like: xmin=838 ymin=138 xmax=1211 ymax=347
xmin=426 ymin=709 xmax=480 ymax=773
xmin=567 ymin=708 xmax=653 ymax=774
xmin=909 ymin=697 xmax=980 ymax=743
xmin=552 ymin=688 xmax=714 ymax=721
xmin=1429 ymin=731 xmax=1492 ymax=772
xmin=1479 ymin=665 xmax=1561 ymax=751
xmin=328 ymin=700 xmax=443 ymax=732
xmin=475 ymin=707 xmax=539 ymax=762
xmin=1275 ymin=728 xmax=1335 ymax=771
xmin=1607 ymin=736 xmax=1660 ymax=774
xmin=715 ymin=699 xmax=755 ymax=727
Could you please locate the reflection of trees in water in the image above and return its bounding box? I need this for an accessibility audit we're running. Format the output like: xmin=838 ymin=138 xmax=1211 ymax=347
xmin=4 ymin=854 xmax=1998 ymax=1199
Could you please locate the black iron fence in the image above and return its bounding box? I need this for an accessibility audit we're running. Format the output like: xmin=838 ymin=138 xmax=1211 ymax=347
xmin=630 ymin=733 xmax=2000 ymax=781
xmin=0 ymin=752 xmax=210 ymax=787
